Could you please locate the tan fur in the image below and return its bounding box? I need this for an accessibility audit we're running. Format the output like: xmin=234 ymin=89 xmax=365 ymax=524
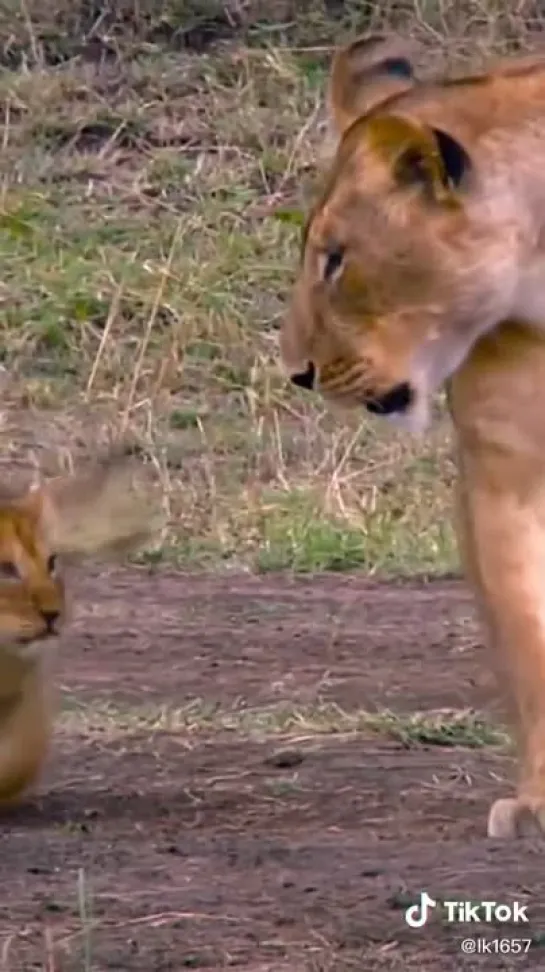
xmin=0 ymin=449 xmax=164 ymax=807
xmin=280 ymin=36 xmax=545 ymax=429
xmin=327 ymin=33 xmax=419 ymax=138
xmin=279 ymin=35 xmax=545 ymax=838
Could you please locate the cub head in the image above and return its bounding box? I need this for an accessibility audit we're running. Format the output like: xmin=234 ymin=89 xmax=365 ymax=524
xmin=0 ymin=447 xmax=164 ymax=652
xmin=280 ymin=35 xmax=518 ymax=431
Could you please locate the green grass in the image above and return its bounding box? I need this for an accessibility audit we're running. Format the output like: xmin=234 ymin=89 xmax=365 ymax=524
xmin=0 ymin=0 xmax=540 ymax=576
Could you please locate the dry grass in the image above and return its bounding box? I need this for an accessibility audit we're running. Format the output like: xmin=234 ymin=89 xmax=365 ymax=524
xmin=1 ymin=0 xmax=542 ymax=577
xmin=57 ymin=696 xmax=508 ymax=747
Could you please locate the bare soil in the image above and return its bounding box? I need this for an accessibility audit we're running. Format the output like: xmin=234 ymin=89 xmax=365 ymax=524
xmin=2 ymin=569 xmax=544 ymax=970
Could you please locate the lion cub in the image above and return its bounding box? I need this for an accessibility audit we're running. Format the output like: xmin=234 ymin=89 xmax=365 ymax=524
xmin=0 ymin=448 xmax=163 ymax=807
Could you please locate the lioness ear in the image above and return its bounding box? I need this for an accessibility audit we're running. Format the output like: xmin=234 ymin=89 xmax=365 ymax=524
xmin=363 ymin=113 xmax=472 ymax=202
xmin=25 ymin=447 xmax=165 ymax=562
xmin=327 ymin=34 xmax=417 ymax=138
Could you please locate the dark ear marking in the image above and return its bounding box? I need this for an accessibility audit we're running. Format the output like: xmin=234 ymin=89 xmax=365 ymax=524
xmin=381 ymin=56 xmax=414 ymax=81
xmin=431 ymin=127 xmax=472 ymax=188
xmin=395 ymin=126 xmax=472 ymax=197
xmin=356 ymin=56 xmax=414 ymax=92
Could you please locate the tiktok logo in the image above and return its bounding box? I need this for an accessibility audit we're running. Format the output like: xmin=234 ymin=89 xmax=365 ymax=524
xmin=404 ymin=891 xmax=438 ymax=928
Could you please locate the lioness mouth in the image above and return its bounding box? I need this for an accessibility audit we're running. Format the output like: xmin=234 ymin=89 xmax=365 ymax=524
xmin=365 ymin=382 xmax=414 ymax=415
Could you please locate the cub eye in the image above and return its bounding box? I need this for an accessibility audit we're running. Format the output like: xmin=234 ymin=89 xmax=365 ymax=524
xmin=322 ymin=246 xmax=345 ymax=282
xmin=47 ymin=554 xmax=57 ymax=574
xmin=0 ymin=561 xmax=18 ymax=579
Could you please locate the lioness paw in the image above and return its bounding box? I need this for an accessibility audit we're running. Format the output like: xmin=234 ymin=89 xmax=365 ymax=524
xmin=487 ymin=797 xmax=545 ymax=838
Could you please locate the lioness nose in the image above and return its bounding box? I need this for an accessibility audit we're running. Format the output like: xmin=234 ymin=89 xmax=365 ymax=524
xmin=290 ymin=362 xmax=316 ymax=390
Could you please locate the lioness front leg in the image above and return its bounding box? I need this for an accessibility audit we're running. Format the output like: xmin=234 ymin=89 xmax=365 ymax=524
xmin=450 ymin=323 xmax=545 ymax=839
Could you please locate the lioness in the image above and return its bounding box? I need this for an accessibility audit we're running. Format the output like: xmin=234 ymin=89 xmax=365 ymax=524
xmin=279 ymin=34 xmax=545 ymax=839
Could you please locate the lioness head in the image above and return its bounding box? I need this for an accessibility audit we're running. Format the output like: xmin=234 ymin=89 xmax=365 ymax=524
xmin=280 ymin=35 xmax=521 ymax=430
xmin=0 ymin=447 xmax=164 ymax=651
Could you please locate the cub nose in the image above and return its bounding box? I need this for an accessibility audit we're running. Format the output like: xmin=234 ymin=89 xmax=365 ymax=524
xmin=366 ymin=382 xmax=414 ymax=416
xmin=41 ymin=609 xmax=60 ymax=632
xmin=290 ymin=362 xmax=316 ymax=391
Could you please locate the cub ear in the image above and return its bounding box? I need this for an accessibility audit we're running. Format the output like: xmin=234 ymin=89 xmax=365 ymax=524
xmin=23 ymin=446 xmax=166 ymax=562
xmin=327 ymin=33 xmax=418 ymax=139
xmin=361 ymin=113 xmax=472 ymax=202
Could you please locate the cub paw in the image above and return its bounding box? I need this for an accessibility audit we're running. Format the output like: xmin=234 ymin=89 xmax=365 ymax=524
xmin=487 ymin=796 xmax=545 ymax=838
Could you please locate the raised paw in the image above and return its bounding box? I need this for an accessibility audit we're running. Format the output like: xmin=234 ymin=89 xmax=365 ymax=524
xmin=487 ymin=796 xmax=545 ymax=838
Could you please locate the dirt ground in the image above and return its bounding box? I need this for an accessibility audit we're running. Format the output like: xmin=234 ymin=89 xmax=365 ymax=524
xmin=1 ymin=568 xmax=545 ymax=971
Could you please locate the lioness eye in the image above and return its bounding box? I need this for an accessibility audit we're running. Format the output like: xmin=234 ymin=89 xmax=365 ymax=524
xmin=0 ymin=561 xmax=18 ymax=579
xmin=47 ymin=554 xmax=57 ymax=574
xmin=322 ymin=246 xmax=345 ymax=281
